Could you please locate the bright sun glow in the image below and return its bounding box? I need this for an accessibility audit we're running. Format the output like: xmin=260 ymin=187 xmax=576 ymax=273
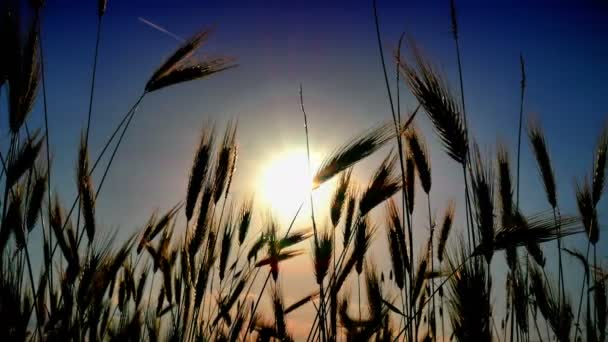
xmin=258 ymin=149 xmax=333 ymax=220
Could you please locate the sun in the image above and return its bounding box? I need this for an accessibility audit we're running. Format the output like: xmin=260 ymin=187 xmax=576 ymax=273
xmin=257 ymin=149 xmax=333 ymax=220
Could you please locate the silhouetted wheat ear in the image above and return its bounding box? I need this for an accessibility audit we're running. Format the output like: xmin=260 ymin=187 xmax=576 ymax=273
xmin=359 ymin=152 xmax=401 ymax=217
xmin=436 ymin=200 xmax=455 ymax=263
xmin=470 ymin=143 xmax=495 ymax=264
xmin=596 ymin=278 xmax=607 ymax=342
xmin=26 ymin=168 xmax=47 ymax=231
xmin=397 ymin=41 xmax=468 ymax=165
xmin=148 ymin=203 xmax=181 ymax=247
xmin=215 ymin=275 xmax=248 ymax=325
xmin=145 ymin=28 xmax=236 ymax=92
xmin=330 ymin=168 xmax=352 ymax=227
xmin=190 ymin=185 xmax=214 ymax=258
xmin=3 ymin=188 xmax=24 ymax=250
xmin=186 ymin=125 xmax=215 ymax=221
xmin=237 ymin=196 xmax=253 ymax=246
xmin=148 ymin=28 xmax=212 ymax=82
xmin=511 ymin=267 xmax=529 ymax=334
xmin=412 ymin=243 xmax=429 ymax=303
xmin=213 ymin=120 xmax=238 ymax=203
xmin=313 ymin=122 xmax=395 ymax=187
xmin=313 ymin=228 xmax=333 ymax=285
xmin=219 ymin=214 xmax=234 ymax=281
xmin=354 ymin=217 xmax=376 ymax=275
xmin=6 ymin=131 xmax=44 ymax=190
xmin=77 ymin=134 xmax=96 ymax=243
xmin=488 ymin=209 xmax=580 ymax=259
xmin=271 ymin=283 xmax=287 ymax=339
xmin=256 ymin=223 xmax=310 ymax=280
xmin=194 ymin=237 xmax=215 ymax=308
xmin=387 ymin=223 xmax=405 ymax=290
xmin=527 ymin=117 xmax=557 ymax=208
xmin=447 ymin=239 xmax=492 ymax=342
xmin=497 ymin=145 xmax=513 ymax=225
xmin=529 ymin=264 xmax=572 ymax=341
xmin=406 ymin=127 xmax=432 ymax=194
xmin=7 ymin=13 xmax=41 ymax=134
xmin=405 ymin=153 xmax=415 ymax=215
xmin=592 ymin=123 xmax=608 ymax=206
xmin=576 ymin=178 xmax=598 ymax=245
xmin=48 ymin=197 xmax=70 ymax=264
xmin=364 ymin=262 xmax=384 ymax=319
xmin=343 ymin=188 xmax=357 ymax=248
xmin=386 ymin=198 xmax=410 ymax=272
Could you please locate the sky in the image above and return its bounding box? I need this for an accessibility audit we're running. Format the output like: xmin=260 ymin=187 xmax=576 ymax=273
xmin=10 ymin=0 xmax=608 ymax=339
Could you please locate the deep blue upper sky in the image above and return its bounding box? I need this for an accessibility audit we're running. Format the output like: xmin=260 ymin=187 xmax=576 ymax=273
xmin=13 ymin=1 xmax=608 ymax=335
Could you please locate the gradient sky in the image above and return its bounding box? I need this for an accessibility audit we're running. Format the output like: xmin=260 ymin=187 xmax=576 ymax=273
xmin=15 ymin=0 xmax=608 ymax=339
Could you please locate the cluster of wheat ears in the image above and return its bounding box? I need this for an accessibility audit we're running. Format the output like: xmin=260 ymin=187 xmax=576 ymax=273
xmin=0 ymin=0 xmax=605 ymax=341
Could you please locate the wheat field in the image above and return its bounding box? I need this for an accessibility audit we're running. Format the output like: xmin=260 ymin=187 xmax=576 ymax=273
xmin=0 ymin=0 xmax=605 ymax=341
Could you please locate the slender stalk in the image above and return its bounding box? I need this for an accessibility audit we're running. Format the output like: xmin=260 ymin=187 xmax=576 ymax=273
xmin=450 ymin=0 xmax=469 ymax=134
xmin=427 ymin=195 xmax=435 ymax=338
xmin=396 ymin=33 xmax=414 ymax=342
xmin=75 ymin=15 xmax=104 ymax=245
xmin=299 ymin=84 xmax=326 ymax=341
xmin=330 ymin=221 xmax=336 ymax=340
xmin=35 ymin=7 xmax=55 ymax=294
xmin=22 ymin=242 xmax=42 ymax=339
xmin=84 ymin=17 xmax=103 ymax=150
xmin=358 ymin=274 xmax=362 ymax=320
xmin=202 ymin=206 xmax=217 ymax=333
xmin=372 ymin=2 xmax=416 ymax=340
xmin=399 ymin=290 xmax=407 ymax=334
xmin=516 ymin=54 xmax=525 ymax=207
xmin=463 ymin=166 xmax=476 ymax=249
xmin=573 ymin=241 xmax=591 ymax=341
xmin=553 ymin=208 xmax=564 ymax=317
xmin=593 ymin=244 xmax=597 ymax=332
xmin=13 ymin=133 xmax=43 ymax=336
xmin=2 ymin=135 xmax=18 ymax=223
xmin=451 ymin=0 xmax=476 ymax=252
xmin=440 ymin=263 xmax=446 ymax=341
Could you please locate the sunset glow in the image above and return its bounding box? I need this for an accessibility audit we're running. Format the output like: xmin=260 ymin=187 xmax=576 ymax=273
xmin=258 ymin=149 xmax=333 ymax=220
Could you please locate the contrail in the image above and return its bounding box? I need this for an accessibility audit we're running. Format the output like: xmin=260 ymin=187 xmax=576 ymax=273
xmin=138 ymin=17 xmax=184 ymax=42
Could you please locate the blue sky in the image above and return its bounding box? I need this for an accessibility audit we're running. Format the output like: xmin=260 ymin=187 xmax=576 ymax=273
xmin=13 ymin=0 xmax=608 ymax=338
